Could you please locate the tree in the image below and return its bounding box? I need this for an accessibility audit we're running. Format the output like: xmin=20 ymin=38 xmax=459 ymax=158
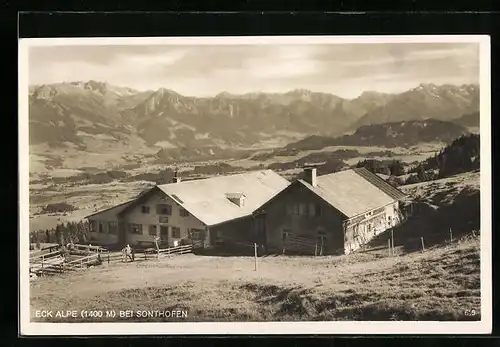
xmin=416 ymin=164 xmax=429 ymax=182
xmin=54 ymin=224 xmax=62 ymax=245
xmin=81 ymin=221 xmax=91 ymax=244
xmin=388 ymin=159 xmax=405 ymax=176
xmin=35 ymin=232 xmax=41 ymax=249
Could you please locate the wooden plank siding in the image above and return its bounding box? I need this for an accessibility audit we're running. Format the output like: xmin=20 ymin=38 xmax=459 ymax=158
xmin=259 ymin=182 xmax=345 ymax=255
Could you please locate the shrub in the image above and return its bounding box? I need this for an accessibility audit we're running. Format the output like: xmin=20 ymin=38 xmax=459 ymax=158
xmin=42 ymin=202 xmax=77 ymax=214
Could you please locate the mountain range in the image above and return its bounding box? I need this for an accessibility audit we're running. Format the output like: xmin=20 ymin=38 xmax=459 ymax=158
xmin=282 ymin=119 xmax=471 ymax=151
xmin=28 ymin=81 xmax=479 ymax=161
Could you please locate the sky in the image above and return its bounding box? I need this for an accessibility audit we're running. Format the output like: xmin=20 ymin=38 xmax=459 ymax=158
xmin=28 ymin=42 xmax=480 ymax=99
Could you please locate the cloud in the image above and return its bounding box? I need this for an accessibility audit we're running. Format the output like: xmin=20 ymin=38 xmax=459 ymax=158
xmin=27 ymin=42 xmax=480 ymax=98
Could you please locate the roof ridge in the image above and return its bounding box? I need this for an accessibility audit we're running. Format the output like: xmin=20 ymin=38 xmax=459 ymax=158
xmin=316 ymin=168 xmax=355 ymax=180
xmin=352 ymin=167 xmax=407 ymax=200
xmin=157 ymin=169 xmax=275 ymax=188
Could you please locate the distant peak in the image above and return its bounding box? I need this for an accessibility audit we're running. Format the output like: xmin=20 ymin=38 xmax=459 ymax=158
xmin=413 ymin=83 xmax=438 ymax=91
xmin=215 ymin=91 xmax=234 ymax=98
xmin=154 ymin=87 xmax=180 ymax=96
xmin=287 ymin=88 xmax=312 ymax=95
xmin=359 ymin=90 xmax=384 ymax=98
xmin=412 ymin=82 xmax=478 ymax=92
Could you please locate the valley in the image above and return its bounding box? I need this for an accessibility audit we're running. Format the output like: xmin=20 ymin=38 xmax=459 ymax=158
xmin=27 ymin=81 xmax=481 ymax=235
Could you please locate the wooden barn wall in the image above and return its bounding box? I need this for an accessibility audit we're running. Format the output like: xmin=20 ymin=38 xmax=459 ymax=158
xmin=262 ymin=183 xmax=345 ymax=254
xmin=210 ymin=216 xmax=255 ymax=244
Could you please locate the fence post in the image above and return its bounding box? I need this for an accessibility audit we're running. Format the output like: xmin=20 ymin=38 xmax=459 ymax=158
xmin=107 ymin=254 xmax=110 ymax=264
xmin=391 ymin=229 xmax=394 ymax=255
xmin=254 ymin=243 xmax=257 ymax=271
xmin=388 ymin=238 xmax=391 ymax=256
xmin=320 ymin=237 xmax=324 ymax=256
xmin=449 ymin=227 xmax=453 ymax=243
xmin=420 ymin=237 xmax=425 ymax=253
xmin=314 ymin=243 xmax=318 ymax=256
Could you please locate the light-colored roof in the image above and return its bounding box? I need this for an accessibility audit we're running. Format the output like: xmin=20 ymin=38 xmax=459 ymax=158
xmin=298 ymin=169 xmax=398 ymax=218
xmin=354 ymin=168 xmax=407 ymax=201
xmin=157 ymin=170 xmax=290 ymax=226
xmin=85 ymin=199 xmax=136 ymax=219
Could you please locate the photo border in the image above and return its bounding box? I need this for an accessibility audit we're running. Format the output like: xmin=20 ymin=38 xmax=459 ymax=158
xmin=18 ymin=34 xmax=492 ymax=336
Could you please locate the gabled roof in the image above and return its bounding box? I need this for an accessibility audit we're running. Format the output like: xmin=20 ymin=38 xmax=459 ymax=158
xmin=353 ymin=167 xmax=407 ymax=201
xmin=297 ymin=168 xmax=406 ymax=218
xmin=85 ymin=199 xmax=136 ymax=219
xmin=156 ymin=170 xmax=290 ymax=226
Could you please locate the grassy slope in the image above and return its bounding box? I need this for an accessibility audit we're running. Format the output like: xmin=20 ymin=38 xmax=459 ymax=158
xmin=30 ymin=235 xmax=480 ymax=322
xmin=29 ymin=170 xmax=481 ymax=322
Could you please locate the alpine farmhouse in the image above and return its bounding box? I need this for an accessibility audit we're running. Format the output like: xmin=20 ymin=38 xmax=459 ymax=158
xmin=253 ymin=167 xmax=410 ymax=255
xmin=85 ymin=170 xmax=290 ymax=249
xmin=86 ymin=167 xmax=410 ymax=254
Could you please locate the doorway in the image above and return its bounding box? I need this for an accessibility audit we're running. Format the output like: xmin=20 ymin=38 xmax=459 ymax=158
xmin=160 ymin=225 xmax=169 ymax=246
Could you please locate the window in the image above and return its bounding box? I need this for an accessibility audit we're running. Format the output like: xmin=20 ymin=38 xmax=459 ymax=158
xmin=98 ymin=222 xmax=104 ymax=233
xmin=108 ymin=221 xmax=118 ymax=235
xmin=157 ymin=204 xmax=172 ymax=215
xmin=299 ymin=203 xmax=308 ymax=216
xmin=159 ymin=216 xmax=169 ymax=224
xmin=309 ymin=203 xmax=322 ymax=216
xmin=171 ymin=227 xmax=181 ymax=238
xmin=128 ymin=223 xmax=142 ymax=234
xmin=282 ymin=229 xmax=291 ymax=240
xmin=179 ymin=208 xmax=189 ymax=217
xmin=292 ymin=203 xmax=300 ymax=215
xmin=90 ymin=220 xmax=98 ymax=232
xmin=308 ymin=203 xmax=315 ymax=216
xmin=190 ymin=228 xmax=205 ymax=240
xmin=315 ymin=204 xmax=322 ymax=216
xmin=141 ymin=206 xmax=150 ymax=214
xmin=149 ymin=225 xmax=157 ymax=236
xmin=286 ymin=204 xmax=293 ymax=216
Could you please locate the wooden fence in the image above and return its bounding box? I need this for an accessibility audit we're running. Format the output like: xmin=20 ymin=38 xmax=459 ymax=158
xmin=30 ymin=255 xmax=66 ymax=275
xmin=222 ymin=238 xmax=255 ymax=249
xmin=30 ymin=253 xmax=102 ymax=276
xmin=156 ymin=244 xmax=194 ymax=258
xmin=63 ymin=253 xmax=101 ymax=271
xmin=30 ymin=242 xmax=196 ymax=277
xmin=29 ymin=249 xmax=62 ymax=264
xmin=70 ymin=244 xmax=107 ymax=253
xmin=283 ymin=235 xmax=319 ymax=255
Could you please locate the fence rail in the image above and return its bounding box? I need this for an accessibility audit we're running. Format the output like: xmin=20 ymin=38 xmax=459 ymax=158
xmin=63 ymin=253 xmax=100 ymax=270
xmin=157 ymin=244 xmax=193 ymax=257
xmin=221 ymin=238 xmax=256 ymax=249
xmin=29 ymin=249 xmax=62 ymax=263
xmin=30 ymin=255 xmax=66 ymax=275
xmin=284 ymin=235 xmax=318 ymax=255
xmin=70 ymin=244 xmax=108 ymax=253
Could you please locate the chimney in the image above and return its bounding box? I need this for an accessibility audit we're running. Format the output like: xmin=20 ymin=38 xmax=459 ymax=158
xmin=304 ymin=167 xmax=317 ymax=187
xmin=172 ymin=171 xmax=181 ymax=184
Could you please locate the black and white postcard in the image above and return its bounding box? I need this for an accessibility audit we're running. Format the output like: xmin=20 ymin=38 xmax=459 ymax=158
xmin=18 ymin=35 xmax=491 ymax=335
